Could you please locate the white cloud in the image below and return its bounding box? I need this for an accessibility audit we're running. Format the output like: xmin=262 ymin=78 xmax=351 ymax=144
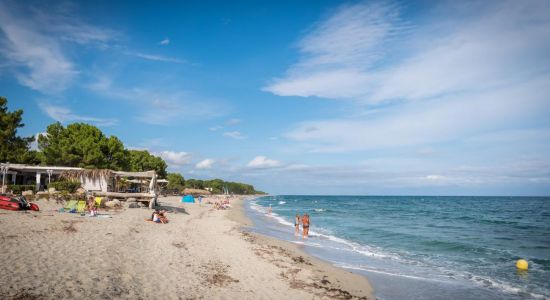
xmin=157 ymin=151 xmax=192 ymax=166
xmin=286 ymin=79 xmax=550 ymax=152
xmin=285 ymin=75 xmax=550 ymax=152
xmin=88 ymin=80 xmax=227 ymax=125
xmin=226 ymin=118 xmax=241 ymax=125
xmin=195 ymin=159 xmax=215 ymax=169
xmin=0 ymin=2 xmax=116 ymax=94
xmin=263 ymin=1 xmax=404 ymax=100
xmin=265 ymin=1 xmax=550 ymax=154
xmin=0 ymin=15 xmax=75 ymax=93
xmin=264 ymin=1 xmax=550 ymax=104
xmin=425 ymin=175 xmax=444 ymax=181
xmin=29 ymin=3 xmax=118 ymax=46
xmin=38 ymin=102 xmax=118 ymax=126
xmin=247 ymin=156 xmax=281 ymax=169
xmin=207 ymin=119 xmax=240 ymax=133
xmin=137 ymin=94 xmax=225 ymax=125
xmin=132 ymin=52 xmax=185 ymax=64
xmin=237 ymin=157 xmax=550 ymax=195
xmin=159 ymin=38 xmax=170 ymax=45
xmin=223 ymin=131 xmax=247 ymax=140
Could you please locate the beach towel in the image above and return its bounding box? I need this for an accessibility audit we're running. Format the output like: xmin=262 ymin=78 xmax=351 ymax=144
xmin=94 ymin=197 xmax=103 ymax=208
xmin=76 ymin=200 xmax=86 ymax=213
xmin=64 ymin=200 xmax=78 ymax=211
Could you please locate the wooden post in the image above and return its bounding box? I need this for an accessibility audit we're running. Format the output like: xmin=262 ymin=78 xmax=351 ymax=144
xmin=148 ymin=172 xmax=157 ymax=209
xmin=35 ymin=172 xmax=41 ymax=191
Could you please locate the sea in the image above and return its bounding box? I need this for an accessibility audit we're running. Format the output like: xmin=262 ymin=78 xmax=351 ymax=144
xmin=245 ymin=196 xmax=550 ymax=300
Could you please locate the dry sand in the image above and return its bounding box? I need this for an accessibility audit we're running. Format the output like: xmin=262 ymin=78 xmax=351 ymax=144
xmin=0 ymin=196 xmax=373 ymax=299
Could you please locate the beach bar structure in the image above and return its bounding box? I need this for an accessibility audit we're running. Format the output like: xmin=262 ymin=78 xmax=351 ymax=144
xmin=1 ymin=163 xmax=159 ymax=208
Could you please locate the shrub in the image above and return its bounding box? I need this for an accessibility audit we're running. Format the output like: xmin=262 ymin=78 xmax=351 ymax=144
xmin=8 ymin=184 xmax=36 ymax=194
xmin=49 ymin=180 xmax=81 ymax=193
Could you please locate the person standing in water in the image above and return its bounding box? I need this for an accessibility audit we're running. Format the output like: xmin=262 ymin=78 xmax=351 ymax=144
xmin=268 ymin=204 xmax=272 ymax=215
xmin=294 ymin=214 xmax=301 ymax=237
xmin=302 ymin=213 xmax=310 ymax=238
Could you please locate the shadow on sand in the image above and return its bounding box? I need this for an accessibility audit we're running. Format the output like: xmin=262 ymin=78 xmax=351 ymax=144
xmin=155 ymin=203 xmax=189 ymax=215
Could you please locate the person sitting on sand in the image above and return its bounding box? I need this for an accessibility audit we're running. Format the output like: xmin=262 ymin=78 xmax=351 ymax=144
xmin=158 ymin=210 xmax=168 ymax=224
xmin=87 ymin=196 xmax=97 ymax=216
xmin=302 ymin=213 xmax=310 ymax=239
xmin=152 ymin=211 xmax=161 ymax=223
xmin=295 ymin=214 xmax=301 ymax=237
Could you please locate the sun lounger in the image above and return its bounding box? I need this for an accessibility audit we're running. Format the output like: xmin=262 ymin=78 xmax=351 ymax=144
xmin=76 ymin=200 xmax=86 ymax=213
xmin=94 ymin=197 xmax=102 ymax=208
xmin=64 ymin=200 xmax=78 ymax=211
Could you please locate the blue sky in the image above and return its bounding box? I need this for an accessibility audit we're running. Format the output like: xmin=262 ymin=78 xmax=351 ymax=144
xmin=1 ymin=0 xmax=549 ymax=195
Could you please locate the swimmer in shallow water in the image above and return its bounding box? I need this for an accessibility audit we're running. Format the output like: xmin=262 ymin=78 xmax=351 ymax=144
xmin=295 ymin=213 xmax=301 ymax=237
xmin=302 ymin=213 xmax=310 ymax=239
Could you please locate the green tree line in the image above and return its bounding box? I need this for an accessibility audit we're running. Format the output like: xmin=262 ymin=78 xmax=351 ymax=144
xmin=167 ymin=174 xmax=265 ymax=195
xmin=1 ymin=96 xmax=265 ymax=194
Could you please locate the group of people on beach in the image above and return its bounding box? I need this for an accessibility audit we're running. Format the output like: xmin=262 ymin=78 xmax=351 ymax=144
xmin=214 ymin=199 xmax=231 ymax=210
xmin=295 ymin=213 xmax=310 ymax=238
xmin=266 ymin=205 xmax=310 ymax=238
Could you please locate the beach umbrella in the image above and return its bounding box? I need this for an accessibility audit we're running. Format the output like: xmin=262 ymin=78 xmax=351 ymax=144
xmin=182 ymin=195 xmax=195 ymax=203
xmin=183 ymin=188 xmax=211 ymax=196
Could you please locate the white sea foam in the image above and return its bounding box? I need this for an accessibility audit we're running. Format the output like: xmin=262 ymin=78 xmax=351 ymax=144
xmin=291 ymin=241 xmax=323 ymax=248
xmin=308 ymin=228 xmax=401 ymax=260
xmin=271 ymin=215 xmax=401 ymax=261
xmin=314 ymin=208 xmax=326 ymax=212
xmin=467 ymin=273 xmax=547 ymax=299
xmin=248 ymin=198 xmax=549 ymax=299
xmin=335 ymin=263 xmax=451 ymax=283
xmin=278 ymin=201 xmax=286 ymax=205
xmin=270 ymin=214 xmax=295 ymax=227
xmin=249 ymin=201 xmax=265 ymax=213
xmin=250 ymin=200 xmax=401 ymax=261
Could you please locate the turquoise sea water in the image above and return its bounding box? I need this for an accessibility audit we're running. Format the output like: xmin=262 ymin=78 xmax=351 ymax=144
xmin=246 ymin=196 xmax=550 ymax=300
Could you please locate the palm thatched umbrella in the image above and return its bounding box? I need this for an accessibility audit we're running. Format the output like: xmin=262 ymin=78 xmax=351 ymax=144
xmin=60 ymin=169 xmax=113 ymax=182
xmin=183 ymin=188 xmax=211 ymax=196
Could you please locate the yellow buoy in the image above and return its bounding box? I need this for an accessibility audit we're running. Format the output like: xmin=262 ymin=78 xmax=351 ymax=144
xmin=516 ymin=259 xmax=528 ymax=270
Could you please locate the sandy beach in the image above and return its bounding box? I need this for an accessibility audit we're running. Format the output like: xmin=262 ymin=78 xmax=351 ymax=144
xmin=0 ymin=196 xmax=373 ymax=299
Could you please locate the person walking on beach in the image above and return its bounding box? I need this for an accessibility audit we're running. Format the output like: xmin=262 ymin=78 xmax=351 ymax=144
xmin=295 ymin=214 xmax=301 ymax=237
xmin=302 ymin=213 xmax=310 ymax=239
